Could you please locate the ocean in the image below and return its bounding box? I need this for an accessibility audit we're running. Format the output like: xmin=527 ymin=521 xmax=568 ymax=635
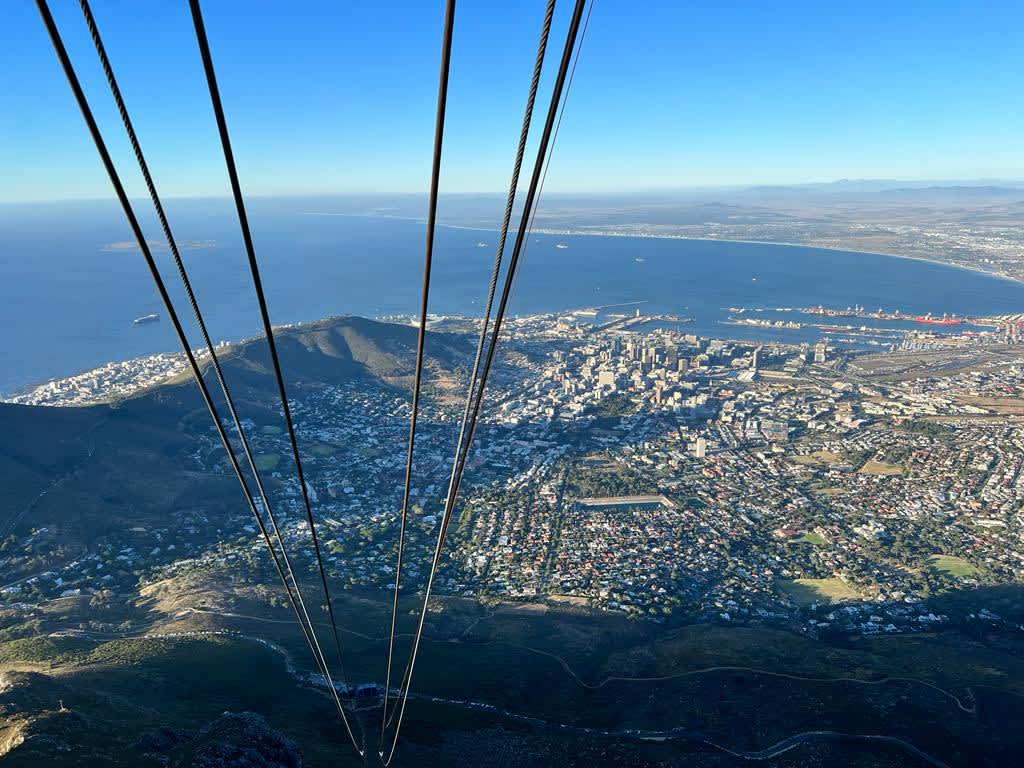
xmin=3 ymin=198 xmax=1024 ymax=395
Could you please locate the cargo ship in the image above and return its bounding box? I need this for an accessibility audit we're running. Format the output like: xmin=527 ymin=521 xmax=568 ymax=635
xmin=133 ymin=313 xmax=159 ymax=325
xmin=913 ymin=313 xmax=962 ymax=326
xmin=798 ymin=305 xmax=971 ymax=326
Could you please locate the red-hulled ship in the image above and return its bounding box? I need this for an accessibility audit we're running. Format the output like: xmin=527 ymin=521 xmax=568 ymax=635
xmin=913 ymin=313 xmax=962 ymax=326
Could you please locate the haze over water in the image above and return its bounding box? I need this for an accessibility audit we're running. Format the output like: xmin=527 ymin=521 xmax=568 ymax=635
xmin=3 ymin=199 xmax=1024 ymax=395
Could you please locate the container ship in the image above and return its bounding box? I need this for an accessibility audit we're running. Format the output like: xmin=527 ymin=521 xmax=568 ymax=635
xmin=133 ymin=313 xmax=160 ymax=325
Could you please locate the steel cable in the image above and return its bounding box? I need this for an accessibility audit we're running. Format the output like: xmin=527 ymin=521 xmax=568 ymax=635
xmin=186 ymin=4 xmax=362 ymax=751
xmin=76 ymin=0 xmax=362 ymax=752
xmin=379 ymin=0 xmax=458 ymax=745
xmin=35 ymin=0 xmax=362 ymax=755
xmin=382 ymin=0 xmax=557 ymax=733
xmin=379 ymin=2 xmax=589 ymax=763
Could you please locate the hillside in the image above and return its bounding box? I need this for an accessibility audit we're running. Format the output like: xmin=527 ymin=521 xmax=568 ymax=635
xmin=177 ymin=314 xmax=471 ymax=393
xmin=0 ymin=315 xmax=472 ymax=583
xmin=0 ymin=403 xmax=107 ymax=529
xmin=2 ymin=603 xmax=1023 ymax=767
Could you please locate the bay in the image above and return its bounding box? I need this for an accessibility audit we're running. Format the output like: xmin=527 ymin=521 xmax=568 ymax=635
xmin=2 ymin=198 xmax=1023 ymax=394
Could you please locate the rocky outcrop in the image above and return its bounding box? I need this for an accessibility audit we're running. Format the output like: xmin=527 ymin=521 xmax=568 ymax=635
xmin=169 ymin=711 xmax=301 ymax=768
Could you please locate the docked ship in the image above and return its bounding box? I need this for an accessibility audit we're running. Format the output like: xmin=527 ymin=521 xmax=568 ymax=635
xmin=133 ymin=313 xmax=160 ymax=325
xmin=913 ymin=313 xmax=962 ymax=326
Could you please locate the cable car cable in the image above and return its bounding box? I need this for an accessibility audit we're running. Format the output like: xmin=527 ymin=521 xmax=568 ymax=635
xmin=186 ymin=3 xmax=359 ymax=736
xmin=380 ymin=2 xmax=588 ymax=763
xmin=79 ymin=0 xmax=340 ymax=683
xmin=442 ymin=0 xmax=556 ymax=597
xmin=522 ymin=0 xmax=595 ymax=259
xmin=446 ymin=0 xmax=594 ymax=562
xmin=379 ymin=0 xmax=458 ymax=742
xmin=75 ymin=0 xmax=362 ymax=751
xmin=444 ymin=0 xmax=593 ymax=579
xmin=35 ymin=0 xmax=363 ymax=754
xmin=381 ymin=0 xmax=557 ymax=732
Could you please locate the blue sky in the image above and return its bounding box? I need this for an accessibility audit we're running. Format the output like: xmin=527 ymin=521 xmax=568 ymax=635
xmin=3 ymin=0 xmax=1024 ymax=202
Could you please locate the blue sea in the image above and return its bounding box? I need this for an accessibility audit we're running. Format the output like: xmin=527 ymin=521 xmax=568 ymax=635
xmin=3 ymin=198 xmax=1024 ymax=395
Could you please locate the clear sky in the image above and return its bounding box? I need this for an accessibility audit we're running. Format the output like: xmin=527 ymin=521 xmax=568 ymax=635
xmin=3 ymin=0 xmax=1024 ymax=202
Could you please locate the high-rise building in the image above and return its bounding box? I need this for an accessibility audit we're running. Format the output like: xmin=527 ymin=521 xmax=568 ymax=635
xmin=1005 ymin=321 xmax=1020 ymax=344
xmin=814 ymin=340 xmax=827 ymax=364
xmin=693 ymin=437 xmax=707 ymax=458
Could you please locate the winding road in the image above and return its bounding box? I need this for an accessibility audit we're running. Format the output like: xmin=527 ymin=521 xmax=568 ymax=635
xmin=158 ymin=609 xmax=974 ymax=765
xmin=47 ymin=627 xmax=953 ymax=767
xmin=179 ymin=606 xmax=980 ymax=714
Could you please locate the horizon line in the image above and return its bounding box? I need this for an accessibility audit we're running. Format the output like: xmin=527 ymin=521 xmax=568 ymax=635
xmin=5 ymin=176 xmax=1024 ymax=207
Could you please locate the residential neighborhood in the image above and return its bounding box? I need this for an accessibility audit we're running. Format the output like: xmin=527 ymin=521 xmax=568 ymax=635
xmin=5 ymin=310 xmax=1024 ymax=643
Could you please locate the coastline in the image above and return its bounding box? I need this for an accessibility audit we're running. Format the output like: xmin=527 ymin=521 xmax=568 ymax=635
xmin=447 ymin=219 xmax=1022 ymax=287
xmin=304 ymin=210 xmax=1020 ymax=285
xmin=528 ymin=228 xmax=1024 ymax=287
xmin=6 ymin=218 xmax=1023 ymax=399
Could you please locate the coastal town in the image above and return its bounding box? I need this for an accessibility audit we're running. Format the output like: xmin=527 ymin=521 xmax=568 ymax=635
xmin=3 ymin=308 xmax=1024 ymax=641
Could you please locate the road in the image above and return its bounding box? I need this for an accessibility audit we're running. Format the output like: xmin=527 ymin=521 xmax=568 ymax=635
xmin=46 ymin=627 xmax=953 ymax=767
xmin=179 ymin=606 xmax=980 ymax=714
